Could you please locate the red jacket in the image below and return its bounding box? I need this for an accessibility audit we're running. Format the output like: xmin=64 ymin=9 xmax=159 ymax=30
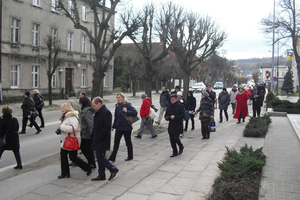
xmin=140 ymin=98 xmax=152 ymax=118
xmin=233 ymin=90 xmax=251 ymax=119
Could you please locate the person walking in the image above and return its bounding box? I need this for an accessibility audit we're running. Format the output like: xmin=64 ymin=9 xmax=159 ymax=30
xmin=196 ymin=91 xmax=214 ymax=140
xmin=109 ymin=93 xmax=138 ymax=162
xmin=67 ymin=91 xmax=81 ymax=114
xmin=0 ymin=106 xmax=22 ymax=169
xmin=233 ymin=87 xmax=251 ymax=124
xmin=155 ymin=87 xmax=170 ymax=125
xmin=134 ymin=94 xmax=157 ymax=139
xmin=90 ymin=97 xmax=119 ymax=181
xmin=177 ymin=91 xmax=187 ymax=137
xmin=19 ymin=91 xmax=42 ymax=134
xmin=185 ymin=91 xmax=196 ymax=131
xmin=29 ymin=89 xmax=45 ymax=128
xmin=79 ymin=96 xmax=96 ymax=168
xmin=171 ymin=85 xmax=182 ymax=95
xmin=205 ymin=84 xmax=216 ymax=109
xmin=218 ymin=88 xmax=230 ymax=123
xmin=230 ymin=84 xmax=238 ymax=114
xmin=165 ymin=94 xmax=185 ymax=157
xmin=57 ymin=103 xmax=91 ymax=179
xmin=250 ymin=87 xmax=263 ymax=117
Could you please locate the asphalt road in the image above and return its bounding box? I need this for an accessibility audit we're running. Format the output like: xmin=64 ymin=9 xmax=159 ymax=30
xmin=0 ymin=90 xmax=222 ymax=171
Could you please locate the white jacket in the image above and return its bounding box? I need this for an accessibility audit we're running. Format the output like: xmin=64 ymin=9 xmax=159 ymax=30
xmin=59 ymin=111 xmax=81 ymax=150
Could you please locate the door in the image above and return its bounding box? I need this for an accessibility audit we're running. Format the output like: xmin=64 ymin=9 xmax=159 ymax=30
xmin=65 ymin=68 xmax=73 ymax=94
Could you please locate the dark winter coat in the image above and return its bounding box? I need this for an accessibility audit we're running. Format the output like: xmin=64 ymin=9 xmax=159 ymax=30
xmin=112 ymin=102 xmax=138 ymax=131
xmin=80 ymin=107 xmax=94 ymax=140
xmin=186 ymin=91 xmax=196 ymax=112
xmin=206 ymin=90 xmax=216 ymax=102
xmin=178 ymin=97 xmax=188 ymax=110
xmin=0 ymin=115 xmax=20 ymax=150
xmin=159 ymin=90 xmax=170 ymax=107
xmin=196 ymin=97 xmax=214 ymax=122
xmin=90 ymin=104 xmax=112 ymax=152
xmin=21 ymin=96 xmax=34 ymax=117
xmin=218 ymin=91 xmax=230 ymax=110
xmin=250 ymin=91 xmax=263 ymax=107
xmin=33 ymin=93 xmax=44 ymax=109
xmin=165 ymin=101 xmax=185 ymax=135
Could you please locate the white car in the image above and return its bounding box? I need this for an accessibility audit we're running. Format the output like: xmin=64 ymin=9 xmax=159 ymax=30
xmin=192 ymin=82 xmax=206 ymax=93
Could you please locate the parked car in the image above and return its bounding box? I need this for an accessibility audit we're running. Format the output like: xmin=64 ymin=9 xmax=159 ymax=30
xmin=192 ymin=82 xmax=206 ymax=93
xmin=213 ymin=82 xmax=224 ymax=89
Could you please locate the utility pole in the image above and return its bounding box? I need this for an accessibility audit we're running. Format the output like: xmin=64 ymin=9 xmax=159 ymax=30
xmin=0 ymin=0 xmax=3 ymax=103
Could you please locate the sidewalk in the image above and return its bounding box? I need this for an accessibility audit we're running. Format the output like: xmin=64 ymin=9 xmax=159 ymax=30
xmin=0 ymin=95 xmax=299 ymax=199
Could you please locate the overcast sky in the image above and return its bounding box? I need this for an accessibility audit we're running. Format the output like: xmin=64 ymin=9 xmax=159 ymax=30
xmin=122 ymin=0 xmax=275 ymax=60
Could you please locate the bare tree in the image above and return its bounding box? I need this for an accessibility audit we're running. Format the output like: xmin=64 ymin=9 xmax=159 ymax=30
xmin=58 ymin=0 xmax=138 ymax=98
xmin=261 ymin=0 xmax=300 ymax=99
xmin=44 ymin=35 xmax=62 ymax=105
xmin=121 ymin=3 xmax=172 ymax=98
xmin=168 ymin=4 xmax=227 ymax=98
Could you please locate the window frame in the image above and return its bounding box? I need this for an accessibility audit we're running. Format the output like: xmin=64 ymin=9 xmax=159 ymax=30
xmin=32 ymin=23 xmax=40 ymax=46
xmin=68 ymin=0 xmax=74 ymax=17
xmin=81 ymin=69 xmax=86 ymax=87
xmin=32 ymin=0 xmax=41 ymax=7
xmin=51 ymin=0 xmax=59 ymax=12
xmin=11 ymin=18 xmax=20 ymax=43
xmin=32 ymin=65 xmax=39 ymax=88
xmin=82 ymin=35 xmax=87 ymax=53
xmin=11 ymin=64 xmax=20 ymax=88
xmin=51 ymin=70 xmax=57 ymax=88
xmin=67 ymin=31 xmax=74 ymax=51
xmin=82 ymin=5 xmax=87 ymax=21
xmin=51 ymin=27 xmax=58 ymax=44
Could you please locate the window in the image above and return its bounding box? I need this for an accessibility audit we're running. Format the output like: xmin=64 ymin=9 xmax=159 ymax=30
xmin=51 ymin=0 xmax=59 ymax=11
xmin=11 ymin=65 xmax=19 ymax=87
xmin=32 ymin=23 xmax=40 ymax=46
xmin=82 ymin=35 xmax=87 ymax=53
xmin=51 ymin=71 xmax=56 ymax=88
xmin=81 ymin=69 xmax=86 ymax=87
xmin=32 ymin=66 xmax=39 ymax=88
xmin=82 ymin=5 xmax=87 ymax=21
xmin=51 ymin=28 xmax=58 ymax=43
xmin=32 ymin=0 xmax=41 ymax=6
xmin=67 ymin=32 xmax=73 ymax=51
xmin=11 ymin=18 xmax=20 ymax=43
xmin=68 ymin=0 xmax=74 ymax=17
xmin=281 ymin=71 xmax=286 ymax=77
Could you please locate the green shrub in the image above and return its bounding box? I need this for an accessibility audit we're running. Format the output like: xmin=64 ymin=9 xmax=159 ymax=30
xmin=266 ymin=92 xmax=275 ymax=108
xmin=271 ymin=99 xmax=300 ymax=114
xmin=208 ymin=144 xmax=266 ymax=200
xmin=243 ymin=114 xmax=271 ymax=137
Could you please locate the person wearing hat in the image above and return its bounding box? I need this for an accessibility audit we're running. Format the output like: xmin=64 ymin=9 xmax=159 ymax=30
xmin=134 ymin=94 xmax=157 ymax=139
xmin=218 ymin=88 xmax=230 ymax=123
xmin=250 ymin=87 xmax=263 ymax=117
xmin=233 ymin=87 xmax=251 ymax=124
xmin=171 ymin=85 xmax=182 ymax=95
xmin=230 ymin=84 xmax=238 ymax=114
xmin=19 ymin=92 xmax=42 ymax=134
xmin=196 ymin=91 xmax=214 ymax=139
xmin=164 ymin=93 xmax=185 ymax=157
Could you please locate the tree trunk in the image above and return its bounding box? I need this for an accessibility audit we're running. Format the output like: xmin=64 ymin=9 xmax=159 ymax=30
xmin=183 ymin=73 xmax=190 ymax=99
xmin=297 ymin=65 xmax=300 ymax=100
xmin=145 ymin=79 xmax=152 ymax=99
xmin=155 ymin=80 xmax=159 ymax=93
xmin=132 ymin=80 xmax=136 ymax=97
xmin=48 ymin=75 xmax=53 ymax=105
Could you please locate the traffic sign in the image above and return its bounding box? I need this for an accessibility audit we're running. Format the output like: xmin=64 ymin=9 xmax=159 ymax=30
xmin=273 ymin=77 xmax=277 ymax=81
xmin=265 ymin=71 xmax=270 ymax=79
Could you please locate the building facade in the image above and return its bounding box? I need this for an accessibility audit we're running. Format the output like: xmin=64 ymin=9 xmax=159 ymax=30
xmin=0 ymin=0 xmax=114 ymax=100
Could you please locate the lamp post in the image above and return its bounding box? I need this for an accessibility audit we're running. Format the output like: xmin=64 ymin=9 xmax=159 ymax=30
xmin=271 ymin=0 xmax=275 ymax=92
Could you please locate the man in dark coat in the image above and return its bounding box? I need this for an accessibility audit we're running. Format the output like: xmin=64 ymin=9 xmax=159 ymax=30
xmin=218 ymin=88 xmax=230 ymax=123
xmin=250 ymin=87 xmax=263 ymax=117
xmin=205 ymin=84 xmax=216 ymax=109
xmin=155 ymin=86 xmax=170 ymax=125
xmin=165 ymin=94 xmax=185 ymax=157
xmin=90 ymin=97 xmax=119 ymax=181
xmin=19 ymin=91 xmax=42 ymax=134
xmin=257 ymin=83 xmax=266 ymax=107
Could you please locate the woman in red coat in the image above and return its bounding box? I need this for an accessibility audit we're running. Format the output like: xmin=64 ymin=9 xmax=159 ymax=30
xmin=233 ymin=87 xmax=251 ymax=124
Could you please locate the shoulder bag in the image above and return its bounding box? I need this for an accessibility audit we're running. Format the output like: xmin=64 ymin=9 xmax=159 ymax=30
xmin=149 ymin=107 xmax=157 ymax=119
xmin=0 ymin=132 xmax=7 ymax=148
xmin=62 ymin=125 xmax=80 ymax=151
xmin=123 ymin=113 xmax=139 ymax=125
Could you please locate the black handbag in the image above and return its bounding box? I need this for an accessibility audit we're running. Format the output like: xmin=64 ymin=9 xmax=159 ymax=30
xmin=30 ymin=110 xmax=39 ymax=117
xmin=0 ymin=132 xmax=7 ymax=148
xmin=123 ymin=113 xmax=139 ymax=125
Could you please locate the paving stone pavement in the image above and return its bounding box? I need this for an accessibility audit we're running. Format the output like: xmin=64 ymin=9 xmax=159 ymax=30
xmin=0 ymin=94 xmax=299 ymax=200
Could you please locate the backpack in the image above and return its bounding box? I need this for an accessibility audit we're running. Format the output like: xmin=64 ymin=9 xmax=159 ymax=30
xmin=36 ymin=94 xmax=45 ymax=109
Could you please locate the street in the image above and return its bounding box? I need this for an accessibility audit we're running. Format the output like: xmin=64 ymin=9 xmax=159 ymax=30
xmin=0 ymin=89 xmax=223 ymax=171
